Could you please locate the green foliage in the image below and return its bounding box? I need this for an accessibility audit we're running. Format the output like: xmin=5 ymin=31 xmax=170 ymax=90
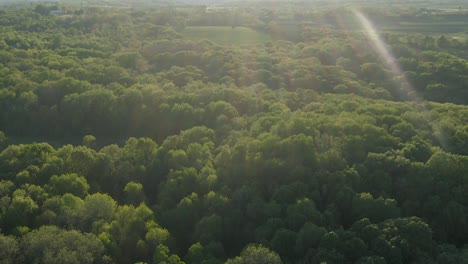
xmin=153 ymin=244 xmax=185 ymax=264
xmin=0 ymin=234 xmax=18 ymax=264
xmin=0 ymin=4 xmax=467 ymax=264
xmin=79 ymin=193 xmax=117 ymax=232
xmin=0 ymin=131 xmax=7 ymax=150
xmin=225 ymin=244 xmax=282 ymax=264
xmin=124 ymin=181 xmax=146 ymax=206
xmin=20 ymin=226 xmax=104 ymax=264
xmin=2 ymin=189 xmax=38 ymax=230
xmin=46 ymin=173 xmax=89 ymax=198
xmin=82 ymin=135 xmax=96 ymax=149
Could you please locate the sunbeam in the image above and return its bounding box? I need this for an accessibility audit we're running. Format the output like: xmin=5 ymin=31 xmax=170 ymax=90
xmin=351 ymin=8 xmax=449 ymax=149
xmin=352 ymin=9 xmax=412 ymax=98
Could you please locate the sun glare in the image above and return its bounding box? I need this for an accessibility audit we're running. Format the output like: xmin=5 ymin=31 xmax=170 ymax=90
xmin=352 ymin=9 xmax=409 ymax=94
xmin=352 ymin=9 xmax=449 ymax=149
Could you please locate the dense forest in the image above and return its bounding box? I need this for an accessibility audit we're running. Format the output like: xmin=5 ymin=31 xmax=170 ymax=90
xmin=0 ymin=2 xmax=468 ymax=264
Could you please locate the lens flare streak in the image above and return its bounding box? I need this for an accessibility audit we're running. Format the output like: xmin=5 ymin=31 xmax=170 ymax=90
xmin=352 ymin=9 xmax=405 ymax=83
xmin=352 ymin=9 xmax=448 ymax=149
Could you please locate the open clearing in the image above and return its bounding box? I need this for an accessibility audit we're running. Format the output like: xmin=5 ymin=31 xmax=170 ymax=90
xmin=383 ymin=22 xmax=468 ymax=33
xmin=182 ymin=26 xmax=271 ymax=46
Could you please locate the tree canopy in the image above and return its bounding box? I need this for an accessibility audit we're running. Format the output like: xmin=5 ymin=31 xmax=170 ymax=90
xmin=0 ymin=2 xmax=468 ymax=264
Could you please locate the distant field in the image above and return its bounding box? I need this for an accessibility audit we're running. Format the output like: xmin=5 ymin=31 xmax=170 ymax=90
xmin=182 ymin=26 xmax=271 ymax=46
xmin=382 ymin=21 xmax=468 ymax=34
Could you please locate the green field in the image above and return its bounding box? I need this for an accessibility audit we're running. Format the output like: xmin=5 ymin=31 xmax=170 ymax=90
xmin=383 ymin=22 xmax=468 ymax=33
xmin=182 ymin=26 xmax=271 ymax=46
